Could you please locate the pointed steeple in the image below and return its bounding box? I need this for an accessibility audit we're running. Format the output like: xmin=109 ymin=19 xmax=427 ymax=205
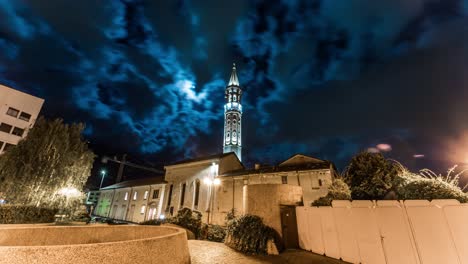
xmin=228 ymin=63 xmax=239 ymax=86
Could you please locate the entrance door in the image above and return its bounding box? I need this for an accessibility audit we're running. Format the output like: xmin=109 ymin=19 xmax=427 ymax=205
xmin=280 ymin=205 xmax=299 ymax=249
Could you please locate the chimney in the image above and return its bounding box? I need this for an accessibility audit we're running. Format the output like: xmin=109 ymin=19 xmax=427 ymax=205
xmin=254 ymin=163 xmax=260 ymax=170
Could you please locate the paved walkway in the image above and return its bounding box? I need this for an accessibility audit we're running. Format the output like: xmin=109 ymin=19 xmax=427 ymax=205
xmin=189 ymin=240 xmax=348 ymax=264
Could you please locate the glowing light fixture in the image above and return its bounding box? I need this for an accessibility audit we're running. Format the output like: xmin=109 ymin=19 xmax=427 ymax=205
xmin=58 ymin=187 xmax=81 ymax=198
xmin=213 ymin=178 xmax=221 ymax=185
xmin=203 ymin=177 xmax=213 ymax=185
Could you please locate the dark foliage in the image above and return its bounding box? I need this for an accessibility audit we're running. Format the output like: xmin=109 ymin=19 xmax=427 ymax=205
xmin=225 ymin=214 xmax=282 ymax=255
xmin=344 ymin=152 xmax=400 ymax=200
xmin=312 ymin=178 xmax=351 ymax=206
xmin=200 ymin=224 xmax=226 ymax=242
xmin=0 ymin=205 xmax=57 ymax=224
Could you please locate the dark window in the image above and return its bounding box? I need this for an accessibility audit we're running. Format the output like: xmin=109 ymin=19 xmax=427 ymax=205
xmin=152 ymin=189 xmax=159 ymax=199
xmin=318 ymin=179 xmax=323 ymax=187
xmin=6 ymin=107 xmax=19 ymax=117
xmin=180 ymin=183 xmax=186 ymax=207
xmin=12 ymin=127 xmax=24 ymax=137
xmin=282 ymin=176 xmax=288 ymax=184
xmin=3 ymin=143 xmax=15 ymax=152
xmin=194 ymin=180 xmax=201 ymax=208
xmin=19 ymin=112 xmax=31 ymax=122
xmin=0 ymin=123 xmax=12 ymax=134
xmin=167 ymin=185 xmax=173 ymax=206
xmin=0 ymin=141 xmax=4 ymax=150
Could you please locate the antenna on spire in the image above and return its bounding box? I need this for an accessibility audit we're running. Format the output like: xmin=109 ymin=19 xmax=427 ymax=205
xmin=228 ymin=62 xmax=239 ymax=86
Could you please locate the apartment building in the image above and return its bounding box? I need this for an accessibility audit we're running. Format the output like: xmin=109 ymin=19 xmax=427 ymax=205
xmin=0 ymin=84 xmax=44 ymax=154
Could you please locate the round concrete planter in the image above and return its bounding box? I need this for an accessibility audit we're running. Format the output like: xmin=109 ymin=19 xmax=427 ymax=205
xmin=0 ymin=225 xmax=190 ymax=264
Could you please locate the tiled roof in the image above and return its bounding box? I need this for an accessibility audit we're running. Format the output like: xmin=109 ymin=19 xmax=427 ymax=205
xmin=166 ymin=152 xmax=237 ymax=166
xmin=221 ymin=161 xmax=333 ymax=177
xmin=101 ymin=177 xmax=166 ymax=190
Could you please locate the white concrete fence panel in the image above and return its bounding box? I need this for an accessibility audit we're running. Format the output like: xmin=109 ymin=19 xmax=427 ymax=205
xmin=296 ymin=199 xmax=468 ymax=264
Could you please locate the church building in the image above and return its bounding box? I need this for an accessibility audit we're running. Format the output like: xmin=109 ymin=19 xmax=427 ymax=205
xmin=95 ymin=64 xmax=338 ymax=232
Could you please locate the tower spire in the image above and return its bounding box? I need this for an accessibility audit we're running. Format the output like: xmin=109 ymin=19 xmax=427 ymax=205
xmin=223 ymin=63 xmax=243 ymax=161
xmin=228 ymin=63 xmax=239 ymax=86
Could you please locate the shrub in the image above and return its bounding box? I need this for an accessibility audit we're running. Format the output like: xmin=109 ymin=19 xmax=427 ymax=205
xmin=0 ymin=205 xmax=57 ymax=224
xmin=225 ymin=214 xmax=282 ymax=255
xmin=140 ymin=219 xmax=166 ymax=225
xmin=201 ymin=224 xmax=226 ymax=242
xmin=395 ymin=166 xmax=468 ymax=202
xmin=344 ymin=152 xmax=400 ymax=200
xmin=312 ymin=178 xmax=351 ymax=206
xmin=172 ymin=208 xmax=202 ymax=237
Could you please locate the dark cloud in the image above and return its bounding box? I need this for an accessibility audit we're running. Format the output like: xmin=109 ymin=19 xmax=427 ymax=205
xmin=0 ymin=0 xmax=467 ymax=173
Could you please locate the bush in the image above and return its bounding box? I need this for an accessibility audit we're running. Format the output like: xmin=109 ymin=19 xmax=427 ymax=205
xmin=312 ymin=178 xmax=351 ymax=206
xmin=225 ymin=214 xmax=282 ymax=255
xmin=0 ymin=205 xmax=57 ymax=224
xmin=140 ymin=219 xmax=166 ymax=225
xmin=201 ymin=224 xmax=226 ymax=242
xmin=172 ymin=208 xmax=203 ymax=238
xmin=395 ymin=167 xmax=468 ymax=202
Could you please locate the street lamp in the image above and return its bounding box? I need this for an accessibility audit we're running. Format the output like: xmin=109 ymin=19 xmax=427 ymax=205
xmin=99 ymin=169 xmax=106 ymax=190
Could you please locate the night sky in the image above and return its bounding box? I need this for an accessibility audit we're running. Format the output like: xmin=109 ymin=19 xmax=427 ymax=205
xmin=1 ymin=0 xmax=468 ymax=183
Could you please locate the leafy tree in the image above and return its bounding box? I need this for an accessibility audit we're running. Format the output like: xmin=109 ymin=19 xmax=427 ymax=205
xmin=344 ymin=152 xmax=400 ymax=200
xmin=0 ymin=117 xmax=95 ymax=208
xmin=312 ymin=178 xmax=351 ymax=206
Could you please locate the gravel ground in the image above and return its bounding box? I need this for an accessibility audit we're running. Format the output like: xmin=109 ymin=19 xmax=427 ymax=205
xmin=189 ymin=240 xmax=349 ymax=264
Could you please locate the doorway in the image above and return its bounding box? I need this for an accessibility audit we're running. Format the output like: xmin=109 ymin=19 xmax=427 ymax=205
xmin=280 ymin=205 xmax=299 ymax=249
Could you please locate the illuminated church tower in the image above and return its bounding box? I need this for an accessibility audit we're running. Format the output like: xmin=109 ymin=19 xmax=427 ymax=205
xmin=223 ymin=63 xmax=242 ymax=161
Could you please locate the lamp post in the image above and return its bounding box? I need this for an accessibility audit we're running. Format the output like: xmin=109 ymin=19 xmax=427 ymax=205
xmin=99 ymin=169 xmax=106 ymax=190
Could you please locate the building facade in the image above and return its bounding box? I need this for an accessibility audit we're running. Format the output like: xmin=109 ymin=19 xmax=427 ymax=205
xmin=0 ymin=84 xmax=44 ymax=154
xmin=94 ymin=178 xmax=166 ymax=223
xmin=223 ymin=63 xmax=243 ymax=161
xmin=162 ymin=153 xmax=244 ymax=223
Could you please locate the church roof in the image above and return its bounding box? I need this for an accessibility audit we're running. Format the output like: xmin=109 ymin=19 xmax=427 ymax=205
xmin=228 ymin=63 xmax=239 ymax=86
xmin=221 ymin=161 xmax=332 ymax=177
xmin=220 ymin=154 xmax=337 ymax=177
xmin=165 ymin=152 xmax=238 ymax=167
xmin=101 ymin=177 xmax=166 ymax=190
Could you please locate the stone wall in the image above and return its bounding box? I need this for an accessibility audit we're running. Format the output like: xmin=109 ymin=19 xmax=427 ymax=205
xmin=0 ymin=225 xmax=190 ymax=264
xmin=245 ymin=184 xmax=302 ymax=236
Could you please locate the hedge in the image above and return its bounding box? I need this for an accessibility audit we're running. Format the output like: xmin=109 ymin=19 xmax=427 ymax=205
xmin=0 ymin=205 xmax=57 ymax=224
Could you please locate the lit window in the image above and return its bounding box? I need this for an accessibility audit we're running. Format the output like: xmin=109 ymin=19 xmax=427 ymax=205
xmin=124 ymin=192 xmax=129 ymax=201
xmin=18 ymin=112 xmax=31 ymax=122
xmin=144 ymin=191 xmax=149 ymax=199
xmin=12 ymin=127 xmax=24 ymax=137
xmin=6 ymin=107 xmax=19 ymax=117
xmin=152 ymin=189 xmax=159 ymax=199
xmin=0 ymin=123 xmax=12 ymax=134
xmin=133 ymin=192 xmax=138 ymax=200
xmin=140 ymin=205 xmax=146 ymax=214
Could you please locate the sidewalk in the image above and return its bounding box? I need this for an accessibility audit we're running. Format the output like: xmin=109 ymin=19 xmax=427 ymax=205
xmin=189 ymin=240 xmax=349 ymax=264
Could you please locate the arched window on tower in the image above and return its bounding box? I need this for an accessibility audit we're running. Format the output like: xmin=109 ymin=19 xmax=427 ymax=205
xmin=233 ymin=94 xmax=237 ymax=102
xmin=232 ymin=131 xmax=237 ymax=143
